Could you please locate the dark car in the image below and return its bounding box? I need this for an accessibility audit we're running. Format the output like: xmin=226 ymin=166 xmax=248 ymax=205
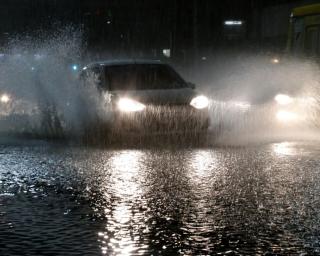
xmin=79 ymin=60 xmax=210 ymax=135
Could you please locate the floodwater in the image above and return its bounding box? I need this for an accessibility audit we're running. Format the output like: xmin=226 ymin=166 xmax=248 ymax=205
xmin=1 ymin=141 xmax=320 ymax=255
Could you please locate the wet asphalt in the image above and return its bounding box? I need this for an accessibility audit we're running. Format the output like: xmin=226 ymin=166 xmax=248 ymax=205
xmin=1 ymin=140 xmax=320 ymax=255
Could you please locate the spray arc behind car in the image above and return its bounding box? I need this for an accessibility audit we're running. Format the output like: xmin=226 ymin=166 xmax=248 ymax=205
xmin=78 ymin=60 xmax=210 ymax=141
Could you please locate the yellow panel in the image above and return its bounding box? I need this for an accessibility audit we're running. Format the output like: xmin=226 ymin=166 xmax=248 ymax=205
xmin=305 ymin=15 xmax=320 ymax=26
xmin=292 ymin=4 xmax=320 ymax=17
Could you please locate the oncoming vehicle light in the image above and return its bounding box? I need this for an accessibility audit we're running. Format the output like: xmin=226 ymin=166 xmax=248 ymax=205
xmin=0 ymin=93 xmax=10 ymax=103
xmin=274 ymin=94 xmax=293 ymax=105
xmin=190 ymin=95 xmax=209 ymax=109
xmin=276 ymin=111 xmax=298 ymax=122
xmin=118 ymin=98 xmax=146 ymax=112
xmin=271 ymin=58 xmax=280 ymax=64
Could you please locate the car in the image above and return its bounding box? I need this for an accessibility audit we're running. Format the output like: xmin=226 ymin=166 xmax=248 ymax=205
xmin=211 ymin=86 xmax=318 ymax=136
xmin=79 ymin=60 xmax=210 ymax=137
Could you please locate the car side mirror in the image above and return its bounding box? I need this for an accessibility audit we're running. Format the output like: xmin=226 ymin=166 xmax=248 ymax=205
xmin=187 ymin=82 xmax=196 ymax=89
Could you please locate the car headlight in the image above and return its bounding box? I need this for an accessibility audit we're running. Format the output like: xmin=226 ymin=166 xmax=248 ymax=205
xmin=118 ymin=98 xmax=146 ymax=112
xmin=0 ymin=93 xmax=11 ymax=104
xmin=274 ymin=94 xmax=293 ymax=105
xmin=190 ymin=95 xmax=209 ymax=109
xmin=276 ymin=110 xmax=298 ymax=122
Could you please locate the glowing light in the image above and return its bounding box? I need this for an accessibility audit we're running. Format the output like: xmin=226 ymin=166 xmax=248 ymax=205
xmin=162 ymin=49 xmax=171 ymax=58
xmin=224 ymin=20 xmax=243 ymax=26
xmin=271 ymin=58 xmax=280 ymax=64
xmin=0 ymin=94 xmax=10 ymax=103
xmin=276 ymin=110 xmax=298 ymax=122
xmin=118 ymin=98 xmax=146 ymax=112
xmin=190 ymin=95 xmax=209 ymax=109
xmin=274 ymin=94 xmax=293 ymax=105
xmin=72 ymin=64 xmax=78 ymax=71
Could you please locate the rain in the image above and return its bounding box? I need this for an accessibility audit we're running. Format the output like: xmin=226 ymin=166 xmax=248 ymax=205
xmin=1 ymin=1 xmax=320 ymax=255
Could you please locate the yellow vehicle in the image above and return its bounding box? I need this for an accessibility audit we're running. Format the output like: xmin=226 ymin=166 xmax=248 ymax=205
xmin=287 ymin=3 xmax=320 ymax=57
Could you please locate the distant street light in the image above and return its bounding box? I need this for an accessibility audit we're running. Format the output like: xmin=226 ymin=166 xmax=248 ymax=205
xmin=224 ymin=20 xmax=243 ymax=26
xmin=162 ymin=49 xmax=171 ymax=58
xmin=72 ymin=64 xmax=78 ymax=71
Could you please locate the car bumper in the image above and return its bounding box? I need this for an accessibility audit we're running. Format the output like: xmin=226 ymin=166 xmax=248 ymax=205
xmin=111 ymin=105 xmax=209 ymax=134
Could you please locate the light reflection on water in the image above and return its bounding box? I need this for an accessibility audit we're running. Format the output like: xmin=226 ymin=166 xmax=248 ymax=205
xmin=190 ymin=150 xmax=216 ymax=180
xmin=109 ymin=150 xmax=143 ymax=196
xmin=272 ymin=141 xmax=319 ymax=158
xmin=98 ymin=150 xmax=148 ymax=255
xmin=273 ymin=142 xmax=297 ymax=156
xmin=181 ymin=150 xmax=221 ymax=254
xmin=2 ymin=143 xmax=320 ymax=255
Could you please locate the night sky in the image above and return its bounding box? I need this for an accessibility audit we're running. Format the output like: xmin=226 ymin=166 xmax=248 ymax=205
xmin=0 ymin=0 xmax=317 ymax=56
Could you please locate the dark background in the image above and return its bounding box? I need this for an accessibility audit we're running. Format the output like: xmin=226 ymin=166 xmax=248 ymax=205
xmin=0 ymin=0 xmax=319 ymax=61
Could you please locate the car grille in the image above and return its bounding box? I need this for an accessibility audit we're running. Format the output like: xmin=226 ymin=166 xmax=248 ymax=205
xmin=115 ymin=105 xmax=208 ymax=132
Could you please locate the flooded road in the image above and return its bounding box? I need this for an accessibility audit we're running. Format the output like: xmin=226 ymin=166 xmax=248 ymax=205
xmin=1 ymin=141 xmax=320 ymax=255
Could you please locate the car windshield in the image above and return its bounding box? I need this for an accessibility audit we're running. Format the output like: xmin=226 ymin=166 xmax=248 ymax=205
xmin=105 ymin=64 xmax=187 ymax=90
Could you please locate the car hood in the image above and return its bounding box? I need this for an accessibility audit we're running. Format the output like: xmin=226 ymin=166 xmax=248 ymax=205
xmin=110 ymin=88 xmax=198 ymax=105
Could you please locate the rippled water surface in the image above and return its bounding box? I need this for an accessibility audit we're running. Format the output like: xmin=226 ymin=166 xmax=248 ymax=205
xmin=1 ymin=141 xmax=320 ymax=255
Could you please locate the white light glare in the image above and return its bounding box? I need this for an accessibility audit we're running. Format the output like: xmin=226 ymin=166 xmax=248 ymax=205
xmin=274 ymin=94 xmax=293 ymax=105
xmin=72 ymin=64 xmax=78 ymax=71
xmin=224 ymin=20 xmax=243 ymax=26
xmin=162 ymin=49 xmax=171 ymax=58
xmin=271 ymin=58 xmax=280 ymax=64
xmin=276 ymin=111 xmax=298 ymax=122
xmin=0 ymin=94 xmax=10 ymax=103
xmin=190 ymin=95 xmax=209 ymax=109
xmin=118 ymin=98 xmax=146 ymax=112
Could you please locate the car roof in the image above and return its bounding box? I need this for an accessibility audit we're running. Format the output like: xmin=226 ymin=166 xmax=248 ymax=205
xmin=84 ymin=59 xmax=163 ymax=69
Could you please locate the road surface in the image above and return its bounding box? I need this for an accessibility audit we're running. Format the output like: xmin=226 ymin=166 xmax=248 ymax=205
xmin=1 ymin=140 xmax=320 ymax=255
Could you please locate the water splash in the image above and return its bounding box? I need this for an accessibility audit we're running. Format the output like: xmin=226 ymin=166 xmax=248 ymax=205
xmin=0 ymin=26 xmax=105 ymax=138
xmin=186 ymin=52 xmax=320 ymax=145
xmin=1 ymin=34 xmax=320 ymax=146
